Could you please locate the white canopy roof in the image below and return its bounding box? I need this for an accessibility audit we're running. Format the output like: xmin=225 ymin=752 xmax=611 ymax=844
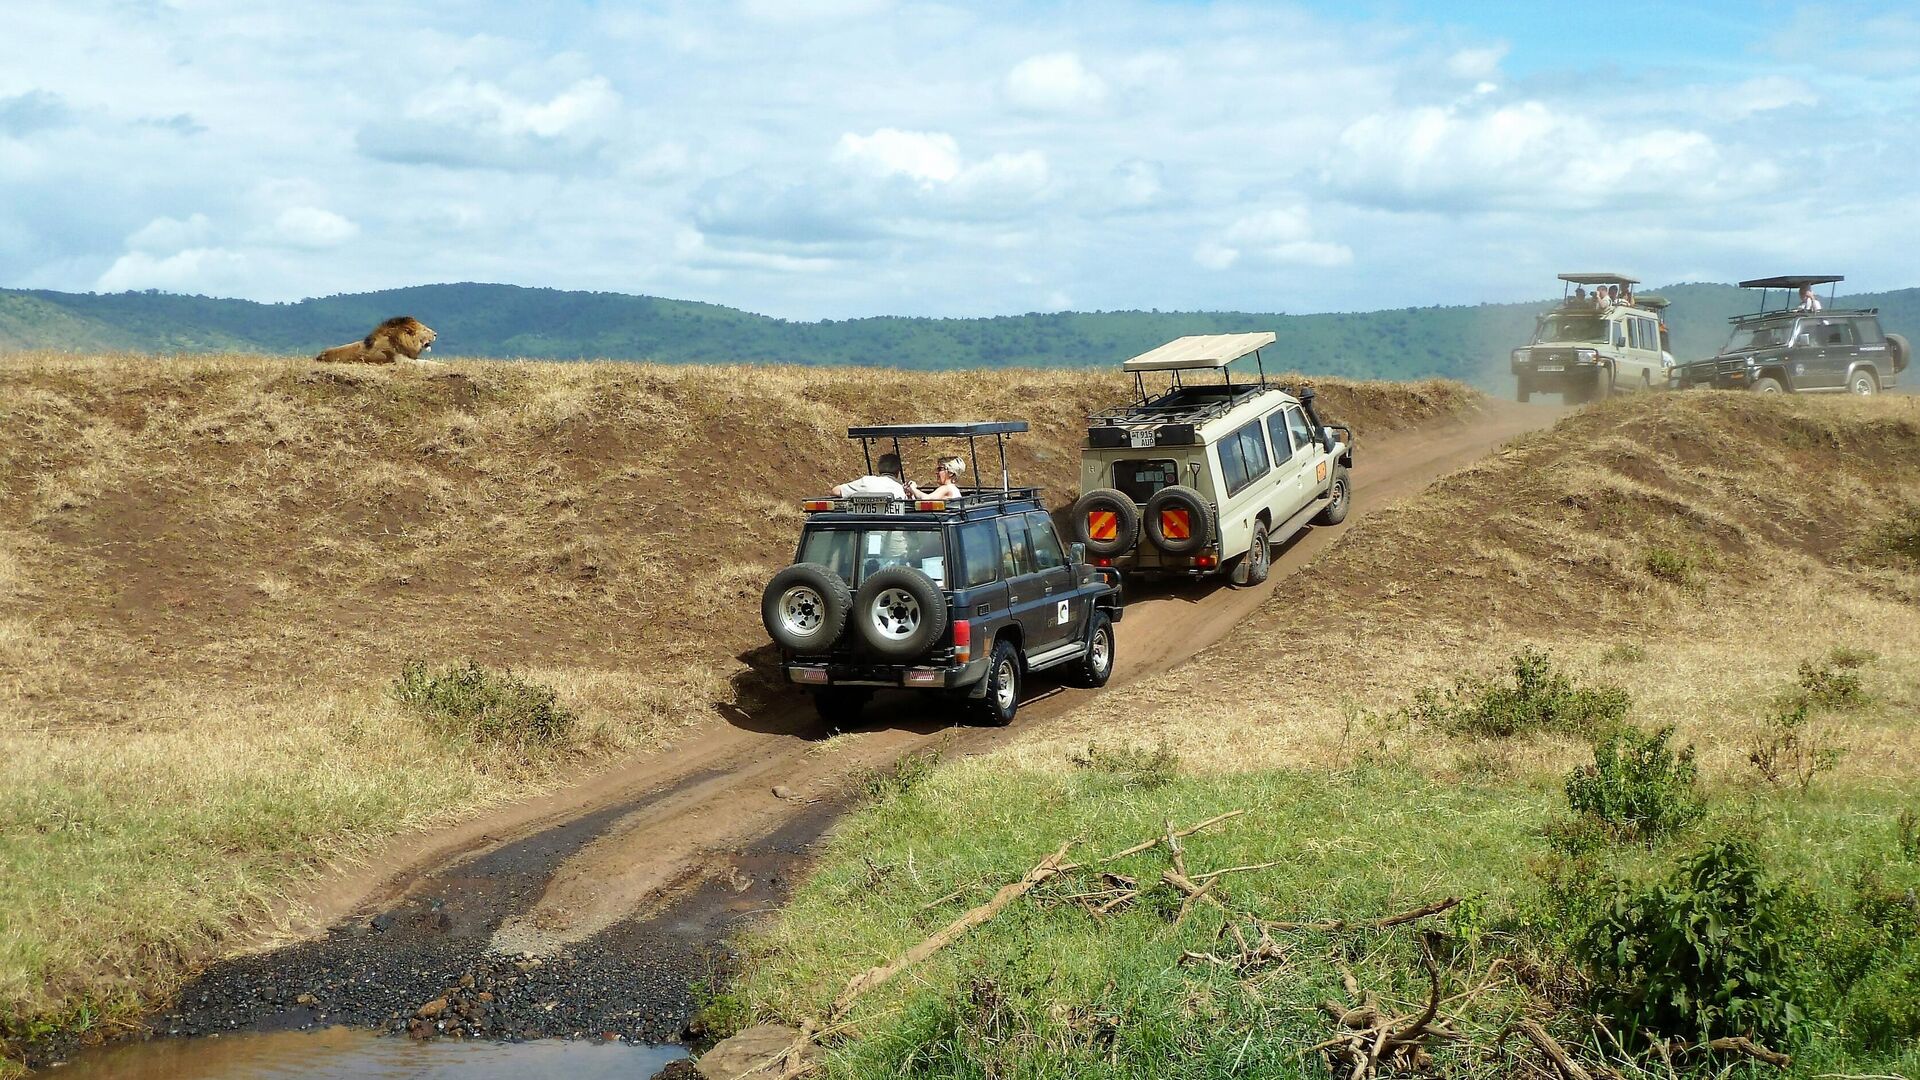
xmin=1122 ymin=332 xmax=1277 ymax=372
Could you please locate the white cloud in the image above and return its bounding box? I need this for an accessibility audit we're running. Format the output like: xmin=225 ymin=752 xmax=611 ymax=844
xmin=1004 ymin=52 xmax=1108 ymax=113
xmin=1445 ymin=45 xmax=1506 ymax=80
xmin=272 ymin=206 xmax=359 ymax=249
xmin=96 ymin=247 xmax=250 ymax=294
xmin=833 ymin=129 xmax=961 ymax=185
xmin=127 ymin=214 xmax=214 ymax=253
xmin=357 ymin=75 xmax=622 ymax=169
xmin=1196 ymin=206 xmax=1352 ymax=270
xmin=738 ymin=0 xmax=891 ymax=24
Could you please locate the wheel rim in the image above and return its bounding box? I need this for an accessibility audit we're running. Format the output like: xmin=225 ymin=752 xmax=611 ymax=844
xmin=1758 ymin=382 xmax=1781 ymax=394
xmin=868 ymin=587 xmax=922 ymax=639
xmin=1852 ymin=374 xmax=1874 ymax=395
xmin=780 ymin=585 xmax=825 ymax=635
xmin=995 ymin=658 xmax=1016 ymax=711
xmin=1090 ymin=628 xmax=1111 ymax=674
xmin=1255 ymin=531 xmax=1268 ymax=571
xmin=1333 ymin=479 xmax=1348 ymax=511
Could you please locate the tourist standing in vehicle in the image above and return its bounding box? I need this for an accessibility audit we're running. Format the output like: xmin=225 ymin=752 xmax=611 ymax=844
xmin=1798 ymin=284 xmax=1823 ymax=311
xmin=909 ymin=457 xmax=964 ymax=501
xmin=833 ymin=452 xmax=907 ymax=498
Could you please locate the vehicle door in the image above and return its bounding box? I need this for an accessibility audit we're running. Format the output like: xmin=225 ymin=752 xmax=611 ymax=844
xmin=1808 ymin=318 xmax=1855 ymax=389
xmin=1212 ymin=418 xmax=1272 ymax=558
xmin=1783 ymin=318 xmax=1830 ymax=389
xmin=1021 ymin=512 xmax=1078 ymax=653
xmin=1282 ymin=405 xmax=1326 ymax=519
xmin=1625 ymin=317 xmax=1658 ymax=389
xmin=996 ymin=515 xmax=1051 ymax=656
xmin=949 ymin=518 xmax=1008 ymax=635
xmin=1608 ymin=318 xmax=1630 ymax=389
xmin=1265 ymin=409 xmax=1305 ymax=518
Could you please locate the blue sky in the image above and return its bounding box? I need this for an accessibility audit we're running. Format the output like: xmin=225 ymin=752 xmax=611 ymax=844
xmin=2 ymin=0 xmax=1916 ymax=319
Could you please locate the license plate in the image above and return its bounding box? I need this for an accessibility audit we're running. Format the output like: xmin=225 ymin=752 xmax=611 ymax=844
xmin=1129 ymin=430 xmax=1155 ymax=449
xmin=848 ymin=497 xmax=893 ymax=514
xmin=1536 ymin=365 xmax=1563 ymax=372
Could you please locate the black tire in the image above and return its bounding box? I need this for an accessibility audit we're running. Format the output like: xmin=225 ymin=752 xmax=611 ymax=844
xmin=1848 ymin=367 xmax=1880 ymax=396
xmin=1594 ymin=367 xmax=1615 ymax=400
xmin=1751 ymin=376 xmax=1785 ymax=394
xmin=1515 ymin=380 xmax=1531 ymax=403
xmin=1142 ymin=485 xmax=1212 ymax=556
xmin=1064 ymin=612 xmax=1115 ymax=689
xmin=1313 ymin=468 xmax=1351 ymax=526
xmin=974 ymin=638 xmax=1021 ymax=726
xmin=851 ymin=565 xmax=947 ymax=659
xmin=762 ymin=563 xmax=851 ymax=653
xmin=1888 ymin=333 xmax=1909 ymax=374
xmin=1070 ymin=488 xmax=1141 ymax=558
xmin=1229 ymin=520 xmax=1270 ymax=587
xmin=1639 ymin=371 xmax=1652 ymax=392
xmin=811 ymin=688 xmax=870 ymax=727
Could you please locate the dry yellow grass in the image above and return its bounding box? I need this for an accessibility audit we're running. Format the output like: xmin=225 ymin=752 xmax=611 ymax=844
xmin=0 ymin=351 xmax=1478 ymax=1056
xmin=1005 ymin=392 xmax=1920 ymax=788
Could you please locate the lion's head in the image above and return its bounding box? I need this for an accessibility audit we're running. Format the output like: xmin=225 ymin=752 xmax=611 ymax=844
xmin=367 ymin=316 xmax=436 ymax=360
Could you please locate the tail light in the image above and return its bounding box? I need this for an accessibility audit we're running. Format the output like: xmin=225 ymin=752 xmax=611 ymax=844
xmin=802 ymin=500 xmax=832 ymax=512
xmin=1195 ymin=555 xmax=1216 ymax=569
xmin=915 ymin=500 xmax=947 ymax=511
xmin=1096 ymin=557 xmax=1112 ymax=567
xmin=952 ymin=619 xmax=971 ymax=663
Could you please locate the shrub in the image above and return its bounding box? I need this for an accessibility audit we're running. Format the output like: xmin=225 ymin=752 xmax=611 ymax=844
xmin=1826 ymin=646 xmax=1877 ymax=670
xmin=686 ymin=981 xmax=752 ymax=1048
xmin=1600 ymin=642 xmax=1646 ymax=666
xmin=858 ymin=747 xmax=941 ymax=803
xmin=1070 ymin=741 xmax=1179 ymax=790
xmin=1564 ymin=726 xmax=1704 ymax=841
xmin=1577 ymin=837 xmax=1804 ymax=1046
xmin=1897 ymin=809 xmax=1920 ymax=862
xmin=391 ymin=660 xmax=575 ymax=747
xmin=1793 ymin=658 xmax=1868 ymax=710
xmin=1409 ymin=647 xmax=1630 ymax=739
xmin=1747 ymin=702 xmax=1844 ymax=792
xmin=1641 ymin=547 xmax=1695 ymax=585
xmin=1863 ymin=506 xmax=1920 ymax=564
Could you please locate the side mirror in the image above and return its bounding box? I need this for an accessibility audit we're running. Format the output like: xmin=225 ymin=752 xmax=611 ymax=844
xmin=1070 ymin=542 xmax=1087 ymax=565
xmin=1321 ymin=428 xmax=1336 ymax=453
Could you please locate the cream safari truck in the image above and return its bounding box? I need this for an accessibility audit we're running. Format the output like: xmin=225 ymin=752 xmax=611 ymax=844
xmin=1068 ymin=333 xmax=1353 ymax=588
xmin=1512 ymin=272 xmax=1676 ymax=404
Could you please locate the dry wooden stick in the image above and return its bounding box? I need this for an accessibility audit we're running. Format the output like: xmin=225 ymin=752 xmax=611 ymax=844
xmin=1505 ymin=1018 xmax=1594 ymax=1080
xmin=1095 ymin=809 xmax=1244 ymax=864
xmin=1266 ymin=896 xmax=1462 ymax=933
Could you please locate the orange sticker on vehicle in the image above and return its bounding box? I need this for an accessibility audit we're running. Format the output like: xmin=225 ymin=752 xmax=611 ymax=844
xmin=1160 ymin=508 xmax=1190 ymax=541
xmin=1316 ymin=461 xmax=1328 ymax=482
xmin=1088 ymin=510 xmax=1117 ymax=541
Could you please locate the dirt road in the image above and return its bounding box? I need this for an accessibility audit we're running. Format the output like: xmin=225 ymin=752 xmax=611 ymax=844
xmin=158 ymin=401 xmax=1564 ymax=1046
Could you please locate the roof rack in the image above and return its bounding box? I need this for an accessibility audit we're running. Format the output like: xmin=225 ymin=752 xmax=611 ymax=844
xmin=802 ymin=486 xmax=1044 ymax=516
xmin=846 ymin=421 xmax=1028 ymax=496
xmin=1558 ymin=272 xmax=1640 ymax=286
xmin=1088 ymin=381 xmax=1268 ymax=428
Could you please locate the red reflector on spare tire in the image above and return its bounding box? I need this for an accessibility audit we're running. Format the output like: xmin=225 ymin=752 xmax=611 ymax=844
xmin=1159 ymin=509 xmax=1190 ymax=540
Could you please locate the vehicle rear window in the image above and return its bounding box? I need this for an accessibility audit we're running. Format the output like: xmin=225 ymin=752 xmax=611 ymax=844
xmin=1113 ymin=459 xmax=1178 ymax=503
xmin=1217 ymin=418 xmax=1270 ymax=497
xmin=1026 ymin=513 xmax=1066 ymax=571
xmin=798 ymin=527 xmax=946 ymax=587
xmin=953 ymin=520 xmax=1000 ymax=588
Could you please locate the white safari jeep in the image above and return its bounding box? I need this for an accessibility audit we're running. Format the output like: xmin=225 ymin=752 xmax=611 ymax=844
xmin=1069 ymin=333 xmax=1353 ymax=587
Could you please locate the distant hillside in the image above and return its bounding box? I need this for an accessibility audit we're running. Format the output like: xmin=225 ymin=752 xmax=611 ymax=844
xmin=3 ymin=281 xmax=1916 ymax=385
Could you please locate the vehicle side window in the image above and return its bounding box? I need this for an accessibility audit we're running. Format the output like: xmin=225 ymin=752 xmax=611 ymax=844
xmin=1612 ymin=321 xmax=1626 ymax=348
xmin=997 ymin=516 xmax=1033 ymax=578
xmin=1025 ymin=513 xmax=1066 ymax=571
xmin=1284 ymin=406 xmax=1314 ymax=451
xmin=1266 ymin=411 xmax=1293 ymax=465
xmin=1218 ymin=419 xmax=1268 ymax=496
xmin=1857 ymin=320 xmax=1885 ymax=346
xmin=955 ymin=520 xmax=1000 ymax=588
xmin=1822 ymin=322 xmax=1855 ymax=347
xmin=1113 ymin=459 xmax=1177 ymax=503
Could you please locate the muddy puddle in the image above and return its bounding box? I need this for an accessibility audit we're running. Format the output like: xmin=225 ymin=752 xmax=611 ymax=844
xmin=48 ymin=1026 xmax=688 ymax=1079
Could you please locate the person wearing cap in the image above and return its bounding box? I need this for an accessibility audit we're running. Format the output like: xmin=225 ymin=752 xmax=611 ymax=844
xmin=834 ymin=452 xmax=907 ymax=498
xmin=909 ymin=457 xmax=965 ymax=501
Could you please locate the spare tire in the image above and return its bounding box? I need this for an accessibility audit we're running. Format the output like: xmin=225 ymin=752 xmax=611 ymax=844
xmin=852 ymin=565 xmax=948 ymax=660
xmin=1070 ymin=488 xmax=1141 ymax=558
xmin=1888 ymin=333 xmax=1910 ymax=374
xmin=1143 ymin=485 xmax=1213 ymax=556
xmin=763 ymin=563 xmax=851 ymax=653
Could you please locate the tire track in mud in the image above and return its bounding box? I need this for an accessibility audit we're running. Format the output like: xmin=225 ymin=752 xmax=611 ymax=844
xmin=145 ymin=403 xmax=1566 ymax=1051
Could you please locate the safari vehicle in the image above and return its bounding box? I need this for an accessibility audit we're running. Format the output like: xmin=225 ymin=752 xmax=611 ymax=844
xmin=760 ymin=422 xmax=1124 ymax=727
xmin=1069 ymin=333 xmax=1353 ymax=587
xmin=1511 ymin=273 xmax=1676 ymax=403
xmin=1676 ymin=276 xmax=1908 ymax=395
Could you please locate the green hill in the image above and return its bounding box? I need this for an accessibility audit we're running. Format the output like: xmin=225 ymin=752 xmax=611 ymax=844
xmin=4 ymin=281 xmax=1916 ymax=385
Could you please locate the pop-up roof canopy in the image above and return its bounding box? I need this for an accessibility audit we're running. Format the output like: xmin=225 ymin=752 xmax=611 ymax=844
xmin=845 ymin=422 xmax=1028 ymax=438
xmin=1739 ymin=275 xmax=1843 ymax=290
xmin=1122 ymin=332 xmax=1277 ymax=372
xmin=1558 ymin=272 xmax=1640 ymax=287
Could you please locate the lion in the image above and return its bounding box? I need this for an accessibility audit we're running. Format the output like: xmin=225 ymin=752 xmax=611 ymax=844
xmin=314 ymin=316 xmax=439 ymax=364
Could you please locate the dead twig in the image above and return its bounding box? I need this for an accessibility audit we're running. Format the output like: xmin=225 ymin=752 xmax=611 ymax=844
xmin=1502 ymin=1018 xmax=1594 ymax=1080
xmin=1095 ymin=809 xmax=1244 ymax=864
xmin=1266 ymin=896 xmax=1462 ymax=934
xmin=1706 ymin=1036 xmax=1791 ymax=1069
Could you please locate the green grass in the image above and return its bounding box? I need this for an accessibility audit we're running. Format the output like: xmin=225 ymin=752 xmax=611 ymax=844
xmin=733 ymin=760 xmax=1920 ymax=1078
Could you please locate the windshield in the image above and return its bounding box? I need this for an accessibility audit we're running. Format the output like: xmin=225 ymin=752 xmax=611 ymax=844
xmin=798 ymin=527 xmax=947 ymax=588
xmin=1722 ymin=320 xmax=1796 ymax=353
xmin=1534 ymin=314 xmax=1607 ymax=344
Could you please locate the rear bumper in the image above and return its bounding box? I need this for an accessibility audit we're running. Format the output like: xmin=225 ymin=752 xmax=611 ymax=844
xmin=785 ymin=655 xmax=988 ymax=690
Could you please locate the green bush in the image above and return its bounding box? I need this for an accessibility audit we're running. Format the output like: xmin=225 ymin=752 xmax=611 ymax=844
xmin=391 ymin=660 xmax=576 ymax=747
xmin=858 ymin=747 xmax=942 ymax=803
xmin=1071 ymin=740 xmax=1180 ymax=790
xmin=1899 ymin=809 xmax=1920 ymax=862
xmin=1864 ymin=506 xmax=1920 ymax=564
xmin=1641 ymin=547 xmax=1695 ymax=585
xmin=1409 ymin=647 xmax=1630 ymax=739
xmin=1794 ymin=658 xmax=1868 ymax=710
xmin=1747 ymin=702 xmax=1845 ymax=792
xmin=1576 ymin=837 xmax=1805 ymax=1046
xmin=1564 ymin=727 xmax=1704 ymax=841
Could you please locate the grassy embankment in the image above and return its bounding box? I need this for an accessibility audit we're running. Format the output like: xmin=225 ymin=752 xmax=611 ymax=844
xmin=0 ymin=352 xmax=1477 ymax=1069
xmin=733 ymin=393 xmax=1920 ymax=1078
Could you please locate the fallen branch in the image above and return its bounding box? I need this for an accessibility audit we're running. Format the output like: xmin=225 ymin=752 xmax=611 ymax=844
xmin=1095 ymin=809 xmax=1244 ymax=864
xmin=1707 ymin=1036 xmax=1791 ymax=1069
xmin=1504 ymin=1018 xmax=1594 ymax=1080
xmin=1265 ymin=896 xmax=1462 ymax=934
xmin=1312 ymin=938 xmax=1454 ymax=1078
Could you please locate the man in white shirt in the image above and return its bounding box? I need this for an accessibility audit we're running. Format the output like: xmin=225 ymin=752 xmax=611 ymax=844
xmin=834 ymin=452 xmax=907 ymax=498
xmin=1797 ymin=284 xmax=1823 ymax=312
